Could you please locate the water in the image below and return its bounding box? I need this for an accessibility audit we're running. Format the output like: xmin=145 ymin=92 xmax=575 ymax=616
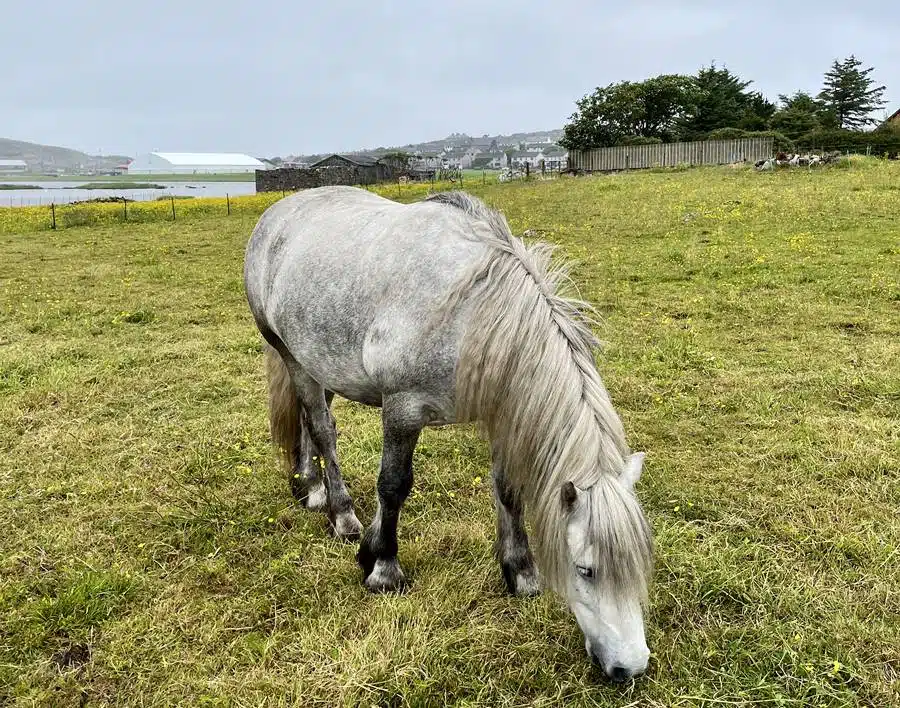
xmin=0 ymin=180 xmax=256 ymax=207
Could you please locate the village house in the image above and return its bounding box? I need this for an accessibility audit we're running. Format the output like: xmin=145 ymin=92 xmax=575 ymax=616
xmin=470 ymin=153 xmax=506 ymax=170
xmin=509 ymin=146 xmax=568 ymax=170
xmin=510 ymin=150 xmax=544 ymax=168
xmin=411 ymin=152 xmax=442 ymax=169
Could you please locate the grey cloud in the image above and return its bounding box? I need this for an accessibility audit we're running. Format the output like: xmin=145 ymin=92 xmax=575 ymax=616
xmin=1 ymin=0 xmax=895 ymax=156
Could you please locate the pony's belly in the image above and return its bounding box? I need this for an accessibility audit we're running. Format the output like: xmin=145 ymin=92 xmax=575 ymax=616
xmin=327 ymin=385 xmax=383 ymax=408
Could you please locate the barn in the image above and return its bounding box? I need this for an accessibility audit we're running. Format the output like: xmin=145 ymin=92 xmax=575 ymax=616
xmin=308 ymin=154 xmax=393 ymax=184
xmin=0 ymin=159 xmax=28 ymax=174
xmin=127 ymin=152 xmax=267 ymax=175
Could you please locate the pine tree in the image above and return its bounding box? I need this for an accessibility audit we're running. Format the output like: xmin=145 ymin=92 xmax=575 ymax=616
xmin=675 ymin=64 xmax=759 ymax=140
xmin=817 ymin=55 xmax=887 ymax=130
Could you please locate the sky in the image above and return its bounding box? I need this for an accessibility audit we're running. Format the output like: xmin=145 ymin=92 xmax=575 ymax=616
xmin=3 ymin=1 xmax=897 ymax=158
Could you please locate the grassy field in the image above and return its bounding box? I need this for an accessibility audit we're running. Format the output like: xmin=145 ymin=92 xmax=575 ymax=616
xmin=1 ymin=162 xmax=898 ymax=707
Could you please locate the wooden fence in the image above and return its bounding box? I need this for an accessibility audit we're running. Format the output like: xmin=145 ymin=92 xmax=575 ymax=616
xmin=568 ymin=137 xmax=774 ymax=172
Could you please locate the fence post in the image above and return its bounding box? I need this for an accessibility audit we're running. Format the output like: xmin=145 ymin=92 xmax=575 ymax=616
xmin=123 ymin=197 xmax=128 ymax=221
xmin=51 ymin=203 xmax=56 ymax=230
xmin=170 ymin=195 xmax=176 ymax=221
xmin=227 ymin=193 xmax=231 ymax=215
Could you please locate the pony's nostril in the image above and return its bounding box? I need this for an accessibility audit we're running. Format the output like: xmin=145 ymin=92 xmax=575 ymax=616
xmin=609 ymin=665 xmax=630 ymax=683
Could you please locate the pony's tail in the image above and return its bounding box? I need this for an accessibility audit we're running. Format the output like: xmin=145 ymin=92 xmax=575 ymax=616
xmin=264 ymin=342 xmax=299 ymax=477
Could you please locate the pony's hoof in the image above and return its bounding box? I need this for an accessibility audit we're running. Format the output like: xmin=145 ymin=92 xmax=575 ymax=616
xmin=513 ymin=568 xmax=542 ymax=597
xmin=301 ymin=482 xmax=327 ymax=512
xmin=364 ymin=559 xmax=407 ymax=594
xmin=502 ymin=562 xmax=542 ymax=597
xmin=330 ymin=512 xmax=363 ymax=542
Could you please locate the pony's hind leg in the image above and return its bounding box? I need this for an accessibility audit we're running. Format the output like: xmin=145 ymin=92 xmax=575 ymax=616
xmin=264 ymin=341 xmax=326 ymax=511
xmin=289 ymin=420 xmax=327 ymax=511
xmin=288 ymin=389 xmax=337 ymax=511
xmin=281 ymin=358 xmax=363 ymax=541
xmin=492 ymin=450 xmax=541 ymax=597
xmin=356 ymin=394 xmax=421 ymax=593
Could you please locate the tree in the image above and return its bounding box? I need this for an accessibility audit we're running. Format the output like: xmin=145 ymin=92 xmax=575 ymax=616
xmin=817 ymin=55 xmax=887 ymax=129
xmin=676 ymin=63 xmax=760 ymax=139
xmin=559 ymin=83 xmax=627 ymax=149
xmin=768 ymin=91 xmax=836 ymax=139
xmin=738 ymin=92 xmax=777 ymax=131
xmin=559 ymin=74 xmax=695 ymax=150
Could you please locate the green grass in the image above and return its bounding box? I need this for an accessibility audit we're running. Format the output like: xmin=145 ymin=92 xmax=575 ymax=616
xmin=1 ymin=162 xmax=898 ymax=706
xmin=0 ymin=183 xmax=43 ymax=190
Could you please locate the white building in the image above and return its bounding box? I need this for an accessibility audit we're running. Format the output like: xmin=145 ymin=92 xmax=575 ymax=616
xmin=0 ymin=159 xmax=28 ymax=174
xmin=127 ymin=152 xmax=267 ymax=174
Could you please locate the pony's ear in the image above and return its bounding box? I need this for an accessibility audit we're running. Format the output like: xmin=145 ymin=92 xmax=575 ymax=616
xmin=621 ymin=452 xmax=646 ymax=489
xmin=561 ymin=481 xmax=578 ymax=511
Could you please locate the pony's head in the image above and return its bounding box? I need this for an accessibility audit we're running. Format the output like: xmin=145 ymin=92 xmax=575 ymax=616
xmin=560 ymin=452 xmax=653 ymax=682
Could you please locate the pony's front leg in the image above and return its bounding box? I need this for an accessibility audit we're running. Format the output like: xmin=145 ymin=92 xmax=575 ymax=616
xmin=491 ymin=450 xmax=541 ymax=597
xmin=356 ymin=397 xmax=421 ymax=593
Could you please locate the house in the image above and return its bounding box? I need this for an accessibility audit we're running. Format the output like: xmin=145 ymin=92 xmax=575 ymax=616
xmin=441 ymin=149 xmax=465 ymax=169
xmin=470 ymin=153 xmax=505 ymax=170
xmin=884 ymin=108 xmax=900 ymax=127
xmin=542 ymin=147 xmax=568 ymax=170
xmin=411 ymin=153 xmax=442 ymax=169
xmin=510 ymin=150 xmax=544 ymax=168
xmin=459 ymin=147 xmax=485 ymax=169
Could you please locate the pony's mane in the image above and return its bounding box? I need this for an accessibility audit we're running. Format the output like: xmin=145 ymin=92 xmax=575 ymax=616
xmin=423 ymin=190 xmax=653 ymax=602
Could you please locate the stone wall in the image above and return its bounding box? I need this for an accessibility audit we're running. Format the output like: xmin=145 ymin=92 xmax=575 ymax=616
xmin=256 ymin=164 xmax=394 ymax=193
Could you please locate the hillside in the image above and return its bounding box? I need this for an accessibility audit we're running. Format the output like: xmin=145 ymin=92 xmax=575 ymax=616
xmin=287 ymin=128 xmax=564 ymax=163
xmin=0 ymin=138 xmax=129 ymax=174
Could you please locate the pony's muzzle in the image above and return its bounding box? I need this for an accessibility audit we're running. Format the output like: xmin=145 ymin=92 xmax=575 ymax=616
xmin=588 ymin=642 xmax=649 ymax=683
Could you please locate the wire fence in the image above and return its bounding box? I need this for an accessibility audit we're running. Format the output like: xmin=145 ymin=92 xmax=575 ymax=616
xmin=0 ymin=175 xmax=491 ymax=234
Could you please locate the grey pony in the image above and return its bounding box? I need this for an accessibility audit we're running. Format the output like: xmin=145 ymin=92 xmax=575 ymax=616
xmin=243 ymin=185 xmax=654 ymax=682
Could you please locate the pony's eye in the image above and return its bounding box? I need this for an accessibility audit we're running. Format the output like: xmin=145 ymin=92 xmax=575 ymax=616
xmin=576 ymin=565 xmax=594 ymax=579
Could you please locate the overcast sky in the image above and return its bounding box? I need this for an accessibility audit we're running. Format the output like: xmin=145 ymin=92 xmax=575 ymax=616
xmin=3 ymin=1 xmax=897 ymax=157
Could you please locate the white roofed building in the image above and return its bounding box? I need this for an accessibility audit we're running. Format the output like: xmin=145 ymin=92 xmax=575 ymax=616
xmin=127 ymin=152 xmax=267 ymax=174
xmin=0 ymin=159 xmax=28 ymax=173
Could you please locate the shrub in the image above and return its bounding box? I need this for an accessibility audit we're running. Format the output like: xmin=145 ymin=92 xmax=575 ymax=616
xmin=705 ymin=128 xmax=794 ymax=152
xmin=617 ymin=135 xmax=664 ymax=146
xmin=705 ymin=127 xmax=750 ymax=141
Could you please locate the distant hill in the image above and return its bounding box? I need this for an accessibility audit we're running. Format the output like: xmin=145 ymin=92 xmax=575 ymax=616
xmin=0 ymin=138 xmax=130 ymax=174
xmin=4 ymin=127 xmax=565 ymax=174
xmin=286 ymin=128 xmax=564 ymax=164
